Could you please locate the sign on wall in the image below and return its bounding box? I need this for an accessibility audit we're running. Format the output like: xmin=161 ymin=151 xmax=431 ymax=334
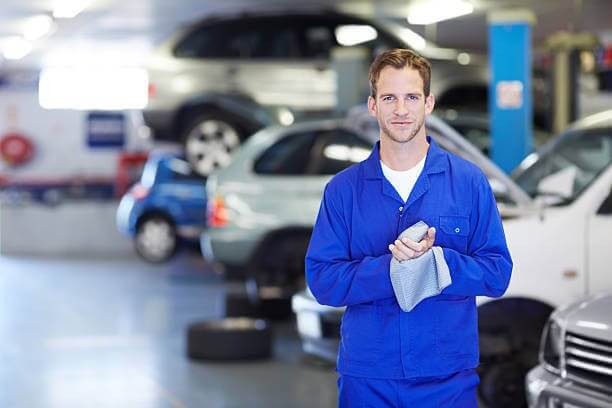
xmin=86 ymin=112 xmax=125 ymax=148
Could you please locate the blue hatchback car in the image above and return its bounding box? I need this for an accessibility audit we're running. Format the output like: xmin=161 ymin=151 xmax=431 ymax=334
xmin=117 ymin=152 xmax=207 ymax=262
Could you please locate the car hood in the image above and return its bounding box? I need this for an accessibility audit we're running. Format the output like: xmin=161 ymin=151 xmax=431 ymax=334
xmin=554 ymin=293 xmax=612 ymax=343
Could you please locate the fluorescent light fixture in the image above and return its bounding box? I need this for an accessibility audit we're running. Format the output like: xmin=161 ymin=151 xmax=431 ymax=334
xmin=2 ymin=37 xmax=33 ymax=60
xmin=53 ymin=0 xmax=89 ymax=19
xmin=408 ymin=0 xmax=474 ymax=25
xmin=24 ymin=15 xmax=55 ymax=41
xmin=395 ymin=27 xmax=427 ymax=51
xmin=335 ymin=25 xmax=378 ymax=47
xmin=39 ymin=67 xmax=149 ymax=110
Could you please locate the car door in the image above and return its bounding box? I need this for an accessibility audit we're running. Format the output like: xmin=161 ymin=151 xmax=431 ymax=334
xmin=229 ymin=16 xmax=335 ymax=111
xmin=251 ymin=126 xmax=373 ymax=228
xmin=233 ymin=13 xmax=405 ymax=112
xmin=159 ymin=158 xmax=207 ymax=229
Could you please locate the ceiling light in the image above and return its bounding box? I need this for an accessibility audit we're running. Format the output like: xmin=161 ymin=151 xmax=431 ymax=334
xmin=24 ymin=15 xmax=55 ymax=41
xmin=335 ymin=25 xmax=378 ymax=47
xmin=2 ymin=37 xmax=33 ymax=60
xmin=39 ymin=67 xmax=149 ymax=110
xmin=408 ymin=0 xmax=474 ymax=25
xmin=53 ymin=1 xmax=89 ymax=19
xmin=395 ymin=27 xmax=426 ymax=50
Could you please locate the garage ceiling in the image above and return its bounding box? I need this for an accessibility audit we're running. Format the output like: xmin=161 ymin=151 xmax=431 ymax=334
xmin=0 ymin=0 xmax=611 ymax=68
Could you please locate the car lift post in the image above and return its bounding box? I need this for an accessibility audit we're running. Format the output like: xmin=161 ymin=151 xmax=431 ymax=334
xmin=488 ymin=9 xmax=535 ymax=173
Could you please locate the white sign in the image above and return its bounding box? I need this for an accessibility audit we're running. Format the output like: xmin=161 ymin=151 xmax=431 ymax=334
xmin=496 ymin=80 xmax=524 ymax=109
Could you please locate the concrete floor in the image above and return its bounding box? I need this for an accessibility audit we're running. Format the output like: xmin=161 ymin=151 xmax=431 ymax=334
xmin=0 ymin=252 xmax=337 ymax=408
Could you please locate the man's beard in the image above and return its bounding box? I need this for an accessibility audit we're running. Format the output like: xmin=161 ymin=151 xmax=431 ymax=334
xmin=379 ymin=115 xmax=424 ymax=144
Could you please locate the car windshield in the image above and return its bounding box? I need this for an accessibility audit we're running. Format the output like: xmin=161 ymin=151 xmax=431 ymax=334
xmin=513 ymin=128 xmax=612 ymax=205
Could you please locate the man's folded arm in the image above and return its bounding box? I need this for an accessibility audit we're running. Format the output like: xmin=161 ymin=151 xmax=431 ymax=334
xmin=306 ymin=185 xmax=395 ymax=307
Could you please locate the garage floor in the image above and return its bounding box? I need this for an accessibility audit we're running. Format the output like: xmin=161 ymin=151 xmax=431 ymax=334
xmin=0 ymin=252 xmax=337 ymax=408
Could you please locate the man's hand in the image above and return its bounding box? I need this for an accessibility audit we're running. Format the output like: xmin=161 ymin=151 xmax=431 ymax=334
xmin=388 ymin=227 xmax=436 ymax=261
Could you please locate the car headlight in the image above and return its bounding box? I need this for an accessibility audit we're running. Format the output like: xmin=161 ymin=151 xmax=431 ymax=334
xmin=540 ymin=318 xmax=563 ymax=373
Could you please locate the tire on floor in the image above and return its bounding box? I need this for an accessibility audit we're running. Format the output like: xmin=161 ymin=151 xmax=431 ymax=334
xmin=186 ymin=317 xmax=272 ymax=361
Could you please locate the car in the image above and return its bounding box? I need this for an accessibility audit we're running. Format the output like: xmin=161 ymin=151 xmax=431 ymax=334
xmin=117 ymin=152 xmax=207 ymax=262
xmin=292 ymin=109 xmax=612 ymax=407
xmin=200 ymin=108 xmax=528 ymax=285
xmin=144 ymin=8 xmax=488 ymax=176
xmin=526 ymin=293 xmax=612 ymax=407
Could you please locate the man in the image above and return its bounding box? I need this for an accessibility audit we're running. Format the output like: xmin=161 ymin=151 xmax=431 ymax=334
xmin=305 ymin=49 xmax=512 ymax=407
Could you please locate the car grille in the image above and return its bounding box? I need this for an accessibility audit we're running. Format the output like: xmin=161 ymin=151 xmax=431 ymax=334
xmin=564 ymin=331 xmax=612 ymax=392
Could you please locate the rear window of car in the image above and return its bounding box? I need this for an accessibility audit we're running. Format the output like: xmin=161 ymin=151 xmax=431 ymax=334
xmin=166 ymin=158 xmax=204 ymax=181
xmin=254 ymin=127 xmax=372 ymax=176
xmin=254 ymin=131 xmax=316 ymax=175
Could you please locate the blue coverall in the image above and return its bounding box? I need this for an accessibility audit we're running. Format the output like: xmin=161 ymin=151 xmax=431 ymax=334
xmin=305 ymin=138 xmax=512 ymax=407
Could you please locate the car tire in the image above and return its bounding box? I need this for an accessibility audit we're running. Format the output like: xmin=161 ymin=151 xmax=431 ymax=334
xmin=182 ymin=111 xmax=245 ymax=177
xmin=186 ymin=317 xmax=272 ymax=361
xmin=477 ymin=299 xmax=551 ymax=408
xmin=134 ymin=214 xmax=177 ymax=263
xmin=479 ymin=360 xmax=528 ymax=408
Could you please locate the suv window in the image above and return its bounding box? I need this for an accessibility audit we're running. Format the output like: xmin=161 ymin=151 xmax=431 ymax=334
xmin=308 ymin=129 xmax=373 ymax=175
xmin=175 ymin=18 xmax=301 ymax=59
xmin=254 ymin=131 xmax=316 ymax=175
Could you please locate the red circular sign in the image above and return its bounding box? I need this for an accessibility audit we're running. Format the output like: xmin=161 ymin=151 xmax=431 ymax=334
xmin=0 ymin=133 xmax=35 ymax=166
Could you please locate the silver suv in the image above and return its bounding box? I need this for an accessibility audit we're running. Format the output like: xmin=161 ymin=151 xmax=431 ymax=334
xmin=526 ymin=293 xmax=612 ymax=407
xmin=144 ymin=9 xmax=487 ymax=176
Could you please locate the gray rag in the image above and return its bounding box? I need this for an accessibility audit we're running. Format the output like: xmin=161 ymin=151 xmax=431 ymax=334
xmin=389 ymin=221 xmax=452 ymax=312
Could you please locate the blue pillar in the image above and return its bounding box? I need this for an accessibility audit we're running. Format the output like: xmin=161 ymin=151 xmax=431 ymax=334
xmin=488 ymin=10 xmax=535 ymax=173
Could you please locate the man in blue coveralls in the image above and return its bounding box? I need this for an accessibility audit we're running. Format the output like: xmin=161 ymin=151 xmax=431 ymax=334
xmin=305 ymin=48 xmax=512 ymax=407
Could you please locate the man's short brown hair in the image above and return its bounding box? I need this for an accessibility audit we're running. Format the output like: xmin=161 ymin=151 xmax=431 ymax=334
xmin=368 ymin=48 xmax=431 ymax=98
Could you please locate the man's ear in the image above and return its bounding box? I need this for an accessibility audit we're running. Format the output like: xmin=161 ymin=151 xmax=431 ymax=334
xmin=425 ymin=93 xmax=435 ymax=115
xmin=367 ymin=95 xmax=377 ymax=116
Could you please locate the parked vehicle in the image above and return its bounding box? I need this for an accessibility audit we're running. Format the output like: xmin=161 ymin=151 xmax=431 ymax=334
xmin=117 ymin=152 xmax=207 ymax=262
xmin=292 ymin=109 xmax=612 ymax=407
xmin=526 ymin=293 xmax=612 ymax=407
xmin=200 ymin=109 xmax=528 ymax=284
xmin=144 ymin=9 xmax=488 ymax=176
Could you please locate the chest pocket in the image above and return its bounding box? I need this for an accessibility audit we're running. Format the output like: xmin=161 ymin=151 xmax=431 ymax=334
xmin=438 ymin=215 xmax=470 ymax=253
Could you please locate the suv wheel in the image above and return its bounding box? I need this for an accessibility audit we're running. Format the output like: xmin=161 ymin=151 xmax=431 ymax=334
xmin=183 ymin=112 xmax=243 ymax=176
xmin=134 ymin=215 xmax=177 ymax=263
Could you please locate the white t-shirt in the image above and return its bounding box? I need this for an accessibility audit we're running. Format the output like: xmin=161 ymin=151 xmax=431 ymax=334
xmin=380 ymin=156 xmax=426 ymax=203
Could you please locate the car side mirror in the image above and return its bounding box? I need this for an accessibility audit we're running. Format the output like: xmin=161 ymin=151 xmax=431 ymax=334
xmin=596 ymin=187 xmax=612 ymax=215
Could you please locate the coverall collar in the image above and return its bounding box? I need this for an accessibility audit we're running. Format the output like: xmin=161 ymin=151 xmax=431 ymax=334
xmin=363 ymin=136 xmax=448 ymax=180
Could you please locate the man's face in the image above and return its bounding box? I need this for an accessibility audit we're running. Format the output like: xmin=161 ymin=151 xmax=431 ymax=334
xmin=367 ymin=66 xmax=435 ymax=144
